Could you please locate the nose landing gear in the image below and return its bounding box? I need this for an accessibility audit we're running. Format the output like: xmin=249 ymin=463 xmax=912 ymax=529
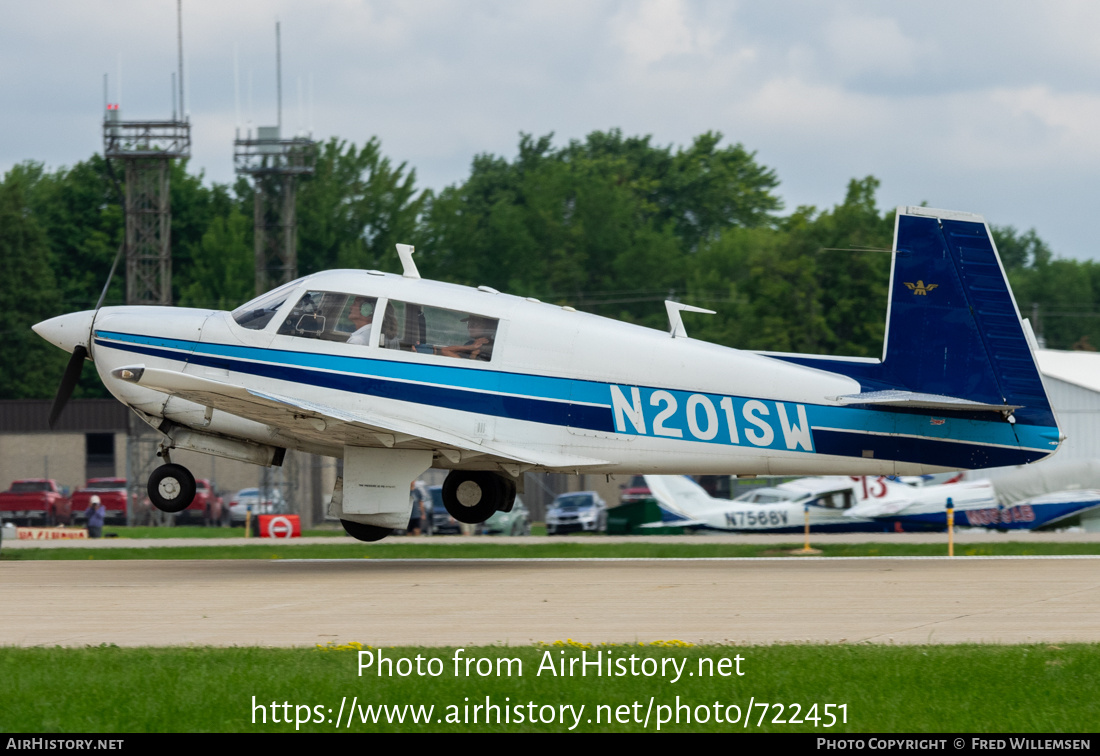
xmin=148 ymin=463 xmax=197 ymax=513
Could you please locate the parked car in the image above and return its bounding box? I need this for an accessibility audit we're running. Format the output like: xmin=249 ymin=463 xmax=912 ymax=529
xmin=71 ymin=478 xmax=128 ymax=524
xmin=619 ymin=475 xmax=652 ymax=505
xmin=228 ymin=487 xmax=288 ymax=526
xmin=545 ymin=491 xmax=607 ymax=535
xmin=0 ymin=479 xmax=71 ymax=525
xmin=428 ymin=485 xmax=461 ymax=535
xmin=176 ymin=479 xmax=226 ymax=526
xmin=482 ymin=495 xmax=531 ymax=536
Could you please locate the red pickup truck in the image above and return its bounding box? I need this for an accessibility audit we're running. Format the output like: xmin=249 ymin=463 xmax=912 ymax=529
xmin=0 ymin=479 xmax=72 ymax=525
xmin=71 ymin=478 xmax=129 ymax=524
xmin=178 ymin=479 xmax=226 ymax=526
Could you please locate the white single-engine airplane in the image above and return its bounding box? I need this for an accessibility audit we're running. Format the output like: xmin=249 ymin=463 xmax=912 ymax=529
xmin=34 ymin=207 xmax=1062 ymax=541
xmin=644 ymin=473 xmax=1000 ymax=533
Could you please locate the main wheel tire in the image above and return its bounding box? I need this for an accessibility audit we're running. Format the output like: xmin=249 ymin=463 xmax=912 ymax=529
xmin=441 ymin=471 xmax=508 ymax=524
xmin=341 ymin=519 xmax=393 ymax=542
xmin=148 ymin=464 xmax=197 ymax=514
xmin=497 ymin=476 xmax=517 ymax=513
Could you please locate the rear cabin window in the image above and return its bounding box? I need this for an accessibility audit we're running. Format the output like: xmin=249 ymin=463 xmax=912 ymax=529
xmin=815 ymin=490 xmax=855 ymax=510
xmin=277 ymin=291 xmax=379 ymax=343
xmin=383 ymin=301 xmax=498 ymax=362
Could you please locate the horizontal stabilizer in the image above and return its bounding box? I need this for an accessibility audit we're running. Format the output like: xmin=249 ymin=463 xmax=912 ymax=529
xmin=644 ymin=474 xmax=718 ymax=520
xmin=830 ymin=390 xmax=1021 ymax=413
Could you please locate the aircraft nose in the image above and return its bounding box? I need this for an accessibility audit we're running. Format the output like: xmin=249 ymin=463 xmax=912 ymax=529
xmin=33 ymin=310 xmax=95 ymax=354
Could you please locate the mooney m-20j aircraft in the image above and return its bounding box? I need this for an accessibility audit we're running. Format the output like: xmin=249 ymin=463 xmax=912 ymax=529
xmin=34 ymin=207 xmax=1062 ymax=541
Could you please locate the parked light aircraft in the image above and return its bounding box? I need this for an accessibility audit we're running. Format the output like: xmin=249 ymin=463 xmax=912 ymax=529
xmin=844 ymin=484 xmax=1100 ymax=531
xmin=644 ymin=474 xmax=999 ymax=533
xmin=646 ymin=471 xmax=1100 ymax=533
xmin=33 ymin=207 xmax=1062 ymax=541
xmin=853 ymin=461 xmax=1100 ymax=530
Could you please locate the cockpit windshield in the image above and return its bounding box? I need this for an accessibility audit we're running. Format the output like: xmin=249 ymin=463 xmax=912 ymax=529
xmin=231 ymin=279 xmax=304 ymax=330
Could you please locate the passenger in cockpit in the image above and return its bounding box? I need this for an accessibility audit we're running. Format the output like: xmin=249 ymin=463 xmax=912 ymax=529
xmin=379 ymin=306 xmax=402 ymax=349
xmin=440 ymin=315 xmax=495 ymax=361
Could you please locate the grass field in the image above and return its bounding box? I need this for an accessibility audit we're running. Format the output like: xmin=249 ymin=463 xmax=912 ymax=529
xmin=3 ymin=539 xmax=1100 ymax=561
xmin=4 ymin=643 xmax=1098 ymax=733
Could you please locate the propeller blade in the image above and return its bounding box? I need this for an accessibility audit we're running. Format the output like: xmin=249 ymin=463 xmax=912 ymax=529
xmin=48 ymin=345 xmax=88 ymax=429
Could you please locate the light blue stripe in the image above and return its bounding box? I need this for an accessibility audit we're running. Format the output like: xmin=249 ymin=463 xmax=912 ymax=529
xmin=96 ymin=330 xmax=1056 ymax=453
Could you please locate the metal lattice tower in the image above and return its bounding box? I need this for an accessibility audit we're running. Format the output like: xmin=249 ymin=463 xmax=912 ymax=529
xmin=104 ymin=112 xmax=190 ymax=305
xmin=234 ymin=127 xmax=316 ymax=295
xmin=104 ymin=107 xmax=191 ymax=525
xmin=234 ymin=127 xmax=316 ymax=525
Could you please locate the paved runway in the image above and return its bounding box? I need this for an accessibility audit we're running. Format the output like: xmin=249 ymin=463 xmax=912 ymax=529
xmin=7 ymin=529 xmax=1100 ymax=549
xmin=4 ymin=556 xmax=1099 ymax=647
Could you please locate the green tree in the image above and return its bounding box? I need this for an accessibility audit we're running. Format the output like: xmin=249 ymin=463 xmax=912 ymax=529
xmin=421 ymin=130 xmax=782 ymax=328
xmin=685 ymin=176 xmax=892 ymax=356
xmin=177 ymin=205 xmax=254 ymax=310
xmin=297 ymin=138 xmax=426 ymax=277
xmin=21 ymin=157 xmax=123 ymax=312
xmin=992 ymin=225 xmax=1052 ymax=271
xmin=0 ymin=166 xmax=72 ymax=399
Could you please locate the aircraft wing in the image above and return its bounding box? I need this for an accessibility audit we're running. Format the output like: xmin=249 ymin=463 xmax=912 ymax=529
xmin=843 ymin=498 xmax=911 ymax=519
xmin=1013 ymin=490 xmax=1100 ymax=527
xmin=112 ymin=365 xmax=609 ymax=470
xmin=845 ymin=480 xmax=998 ymax=519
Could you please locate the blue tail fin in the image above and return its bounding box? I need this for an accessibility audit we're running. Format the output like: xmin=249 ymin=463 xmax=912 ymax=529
xmin=775 ymin=207 xmax=1056 ymax=429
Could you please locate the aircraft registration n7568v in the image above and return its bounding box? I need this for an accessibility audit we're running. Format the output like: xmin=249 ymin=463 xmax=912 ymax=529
xmin=34 ymin=206 xmax=1062 ymax=541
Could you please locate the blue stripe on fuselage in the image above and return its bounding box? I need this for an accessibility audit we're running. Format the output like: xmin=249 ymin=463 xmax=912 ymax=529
xmin=96 ymin=334 xmax=614 ymax=432
xmin=94 ymin=331 xmax=1056 ymax=466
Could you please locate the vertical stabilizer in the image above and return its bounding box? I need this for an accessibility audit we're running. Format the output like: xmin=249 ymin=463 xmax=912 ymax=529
xmin=773 ymin=207 xmax=1057 ymax=432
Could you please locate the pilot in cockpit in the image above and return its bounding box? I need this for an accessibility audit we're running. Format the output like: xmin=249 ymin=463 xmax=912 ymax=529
xmin=346 ymin=297 xmax=375 ymax=345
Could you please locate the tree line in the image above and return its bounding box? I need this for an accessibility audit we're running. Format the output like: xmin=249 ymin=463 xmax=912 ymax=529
xmin=2 ymin=129 xmax=1097 ymax=400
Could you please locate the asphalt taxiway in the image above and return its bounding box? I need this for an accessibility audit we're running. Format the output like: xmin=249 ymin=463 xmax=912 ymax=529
xmin=3 ymin=547 xmax=1098 ymax=647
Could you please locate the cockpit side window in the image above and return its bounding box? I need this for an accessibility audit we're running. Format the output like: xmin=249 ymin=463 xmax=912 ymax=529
xmin=276 ymin=291 xmax=379 ymax=343
xmin=815 ymin=490 xmax=855 ymax=510
xmin=382 ymin=300 xmax=498 ymax=361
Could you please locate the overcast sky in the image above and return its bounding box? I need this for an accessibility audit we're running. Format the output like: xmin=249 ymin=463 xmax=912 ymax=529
xmin=3 ymin=0 xmax=1099 ymax=260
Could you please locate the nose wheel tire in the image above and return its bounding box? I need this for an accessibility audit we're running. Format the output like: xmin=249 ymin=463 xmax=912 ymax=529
xmin=148 ymin=464 xmax=197 ymax=514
